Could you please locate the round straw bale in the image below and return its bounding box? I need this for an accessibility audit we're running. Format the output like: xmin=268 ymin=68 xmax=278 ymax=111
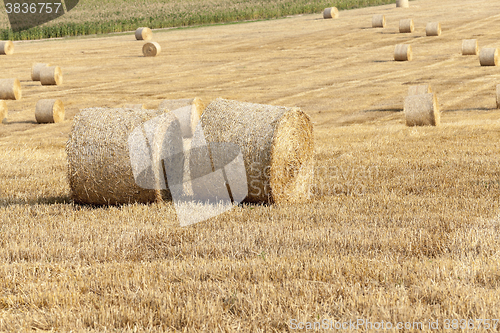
xmin=372 ymin=15 xmax=386 ymax=28
xmin=323 ymin=7 xmax=339 ymax=19
xmin=197 ymin=98 xmax=314 ymax=204
xmin=0 ymin=100 xmax=7 ymax=123
xmin=496 ymin=84 xmax=500 ymax=109
xmin=408 ymin=84 xmax=432 ymax=95
xmin=40 ymin=66 xmax=62 ymax=85
xmin=399 ymin=19 xmax=414 ymax=33
xmin=35 ymin=99 xmax=65 ymax=123
xmin=404 ymin=93 xmax=440 ymax=126
xmin=143 ymin=42 xmax=161 ymax=57
xmin=31 ymin=63 xmax=50 ymax=81
xmin=0 ymin=41 xmax=13 ymax=55
xmin=394 ymin=44 xmax=412 ymax=61
xmin=66 ymin=108 xmax=183 ymax=205
xmin=426 ymin=22 xmax=441 ymax=36
xmin=479 ymin=48 xmax=498 ymax=66
xmin=158 ymin=97 xmax=206 ymax=138
xmin=135 ymin=27 xmax=152 ymax=41
xmin=462 ymin=39 xmax=478 ymax=55
xmin=123 ymin=104 xmax=144 ymax=109
xmin=0 ymin=79 xmax=21 ymax=100
xmin=396 ymin=0 xmax=409 ymax=7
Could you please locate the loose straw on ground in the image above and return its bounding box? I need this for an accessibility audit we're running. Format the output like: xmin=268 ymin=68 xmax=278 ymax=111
xmin=35 ymin=99 xmax=65 ymax=123
xmin=372 ymin=15 xmax=386 ymax=28
xmin=0 ymin=79 xmax=21 ymax=100
xmin=462 ymin=39 xmax=478 ymax=55
xmin=404 ymin=93 xmax=440 ymax=126
xmin=395 ymin=44 xmax=412 ymax=61
xmin=323 ymin=7 xmax=338 ymax=19
xmin=31 ymin=63 xmax=50 ymax=81
xmin=197 ymin=98 xmax=314 ymax=204
xmin=479 ymin=48 xmax=498 ymax=66
xmin=408 ymin=84 xmax=432 ymax=95
xmin=143 ymin=42 xmax=161 ymax=57
xmin=0 ymin=100 xmax=6 ymax=123
xmin=158 ymin=97 xmax=206 ymax=138
xmin=40 ymin=66 xmax=62 ymax=85
xmin=135 ymin=27 xmax=152 ymax=41
xmin=396 ymin=0 xmax=409 ymax=8
xmin=0 ymin=41 xmax=13 ymax=55
xmin=426 ymin=22 xmax=441 ymax=36
xmin=399 ymin=19 xmax=414 ymax=33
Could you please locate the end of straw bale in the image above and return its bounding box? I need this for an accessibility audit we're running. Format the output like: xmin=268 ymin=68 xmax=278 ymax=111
xmin=396 ymin=0 xmax=409 ymax=8
xmin=35 ymin=99 xmax=65 ymax=124
xmin=143 ymin=42 xmax=161 ymax=57
xmin=323 ymin=7 xmax=339 ymax=19
xmin=0 ymin=41 xmax=13 ymax=55
xmin=135 ymin=27 xmax=152 ymax=41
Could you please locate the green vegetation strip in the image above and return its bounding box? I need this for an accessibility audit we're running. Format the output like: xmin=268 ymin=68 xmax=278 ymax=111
xmin=0 ymin=0 xmax=396 ymax=41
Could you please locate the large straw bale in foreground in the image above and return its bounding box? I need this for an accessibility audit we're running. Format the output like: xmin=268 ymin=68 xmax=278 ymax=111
xmin=323 ymin=7 xmax=338 ymax=19
xmin=479 ymin=48 xmax=498 ymax=66
xmin=0 ymin=41 xmax=13 ymax=55
xmin=462 ymin=39 xmax=478 ymax=55
xmin=0 ymin=79 xmax=21 ymax=100
xmin=198 ymin=98 xmax=314 ymax=204
xmin=0 ymin=100 xmax=6 ymax=123
xmin=158 ymin=97 xmax=206 ymax=138
xmin=66 ymin=108 xmax=183 ymax=205
xmin=404 ymin=93 xmax=440 ymax=126
xmin=35 ymin=99 xmax=65 ymax=123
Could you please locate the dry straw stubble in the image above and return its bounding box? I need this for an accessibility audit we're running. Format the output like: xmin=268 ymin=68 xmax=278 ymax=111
xmin=395 ymin=44 xmax=412 ymax=61
xmin=372 ymin=15 xmax=386 ymax=28
xmin=396 ymin=0 xmax=409 ymax=8
xmin=479 ymin=48 xmax=498 ymax=66
xmin=40 ymin=66 xmax=63 ymax=85
xmin=399 ymin=19 xmax=414 ymax=33
xmin=426 ymin=22 xmax=441 ymax=36
xmin=158 ymin=97 xmax=206 ymax=138
xmin=31 ymin=63 xmax=50 ymax=81
xmin=35 ymin=99 xmax=65 ymax=124
xmin=198 ymin=98 xmax=314 ymax=204
xmin=323 ymin=7 xmax=339 ymax=19
xmin=143 ymin=42 xmax=161 ymax=57
xmin=0 ymin=100 xmax=6 ymax=123
xmin=404 ymin=93 xmax=440 ymax=126
xmin=66 ymin=108 xmax=183 ymax=205
xmin=0 ymin=78 xmax=21 ymax=100
xmin=135 ymin=27 xmax=152 ymax=40
xmin=408 ymin=84 xmax=432 ymax=95
xmin=462 ymin=39 xmax=478 ymax=55
xmin=0 ymin=41 xmax=13 ymax=55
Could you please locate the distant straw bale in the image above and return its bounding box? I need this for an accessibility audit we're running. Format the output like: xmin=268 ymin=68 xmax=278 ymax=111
xmin=462 ymin=39 xmax=478 ymax=55
xmin=323 ymin=7 xmax=339 ymax=19
xmin=31 ymin=63 xmax=50 ymax=81
xmin=143 ymin=42 xmax=161 ymax=57
xmin=135 ymin=27 xmax=152 ymax=40
xmin=408 ymin=84 xmax=432 ymax=95
xmin=479 ymin=48 xmax=498 ymax=66
xmin=0 ymin=41 xmax=13 ymax=55
xmin=404 ymin=93 xmax=440 ymax=126
xmin=40 ymin=66 xmax=62 ymax=85
xmin=372 ymin=15 xmax=386 ymax=28
xmin=0 ymin=79 xmax=21 ymax=100
xmin=426 ymin=22 xmax=441 ymax=36
xmin=394 ymin=44 xmax=412 ymax=61
xmin=35 ymin=99 xmax=65 ymax=123
xmin=396 ymin=0 xmax=409 ymax=8
xmin=399 ymin=19 xmax=414 ymax=33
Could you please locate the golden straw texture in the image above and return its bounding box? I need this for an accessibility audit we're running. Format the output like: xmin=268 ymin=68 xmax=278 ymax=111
xmin=158 ymin=97 xmax=206 ymax=138
xmin=40 ymin=66 xmax=63 ymax=85
xmin=404 ymin=93 xmax=440 ymax=126
xmin=408 ymin=84 xmax=432 ymax=95
xmin=399 ymin=19 xmax=414 ymax=33
xmin=426 ymin=22 xmax=441 ymax=36
xmin=143 ymin=42 xmax=161 ymax=57
xmin=35 ymin=99 xmax=65 ymax=124
xmin=462 ymin=39 xmax=478 ymax=55
xmin=31 ymin=63 xmax=50 ymax=81
xmin=394 ymin=44 xmax=412 ymax=61
xmin=396 ymin=0 xmax=409 ymax=7
xmin=372 ymin=15 xmax=386 ymax=28
xmin=0 ymin=41 xmax=13 ymax=55
xmin=135 ymin=27 xmax=152 ymax=41
xmin=323 ymin=7 xmax=339 ymax=19
xmin=496 ymin=85 xmax=500 ymax=109
xmin=123 ymin=104 xmax=145 ymax=109
xmin=479 ymin=48 xmax=498 ymax=66
xmin=0 ymin=79 xmax=21 ymax=100
xmin=0 ymin=100 xmax=6 ymax=123
xmin=199 ymin=98 xmax=314 ymax=204
xmin=66 ymin=108 xmax=183 ymax=205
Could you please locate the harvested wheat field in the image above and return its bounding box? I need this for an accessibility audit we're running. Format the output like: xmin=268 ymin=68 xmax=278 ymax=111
xmin=1 ymin=0 xmax=500 ymax=331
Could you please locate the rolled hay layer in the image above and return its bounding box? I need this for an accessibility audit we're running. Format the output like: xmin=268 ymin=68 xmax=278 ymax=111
xmin=323 ymin=7 xmax=339 ymax=19
xmin=399 ymin=19 xmax=414 ymax=33
xmin=35 ymin=99 xmax=65 ymax=123
xmin=396 ymin=0 xmax=409 ymax=7
xmin=143 ymin=42 xmax=161 ymax=57
xmin=462 ymin=39 xmax=478 ymax=55
xmin=479 ymin=48 xmax=498 ymax=66
xmin=31 ymin=63 xmax=50 ymax=81
xmin=426 ymin=22 xmax=441 ymax=36
xmin=40 ymin=66 xmax=62 ymax=85
xmin=372 ymin=15 xmax=386 ymax=28
xmin=135 ymin=27 xmax=152 ymax=41
xmin=408 ymin=84 xmax=432 ymax=95
xmin=0 ymin=100 xmax=7 ymax=123
xmin=0 ymin=41 xmax=13 ymax=55
xmin=0 ymin=79 xmax=21 ymax=100
xmin=394 ymin=44 xmax=412 ymax=61
xmin=496 ymin=85 xmax=500 ymax=109
xmin=66 ymin=108 xmax=183 ymax=205
xmin=158 ymin=97 xmax=206 ymax=138
xmin=197 ymin=98 xmax=314 ymax=204
xmin=123 ymin=104 xmax=144 ymax=109
xmin=404 ymin=93 xmax=440 ymax=126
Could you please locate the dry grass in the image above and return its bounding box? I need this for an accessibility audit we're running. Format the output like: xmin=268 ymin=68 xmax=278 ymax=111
xmin=2 ymin=0 xmax=500 ymax=330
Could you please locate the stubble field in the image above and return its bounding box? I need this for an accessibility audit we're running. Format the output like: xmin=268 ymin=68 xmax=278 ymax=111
xmin=1 ymin=0 xmax=500 ymax=331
